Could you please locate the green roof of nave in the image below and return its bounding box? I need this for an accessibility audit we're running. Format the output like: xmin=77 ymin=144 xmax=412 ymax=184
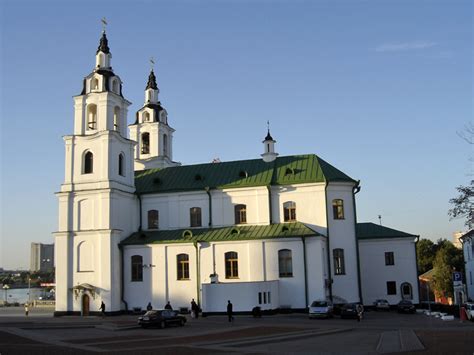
xmin=134 ymin=154 xmax=356 ymax=194
xmin=356 ymin=223 xmax=418 ymax=240
xmin=121 ymin=222 xmax=320 ymax=245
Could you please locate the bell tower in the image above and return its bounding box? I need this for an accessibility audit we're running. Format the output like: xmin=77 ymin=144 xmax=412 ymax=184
xmin=129 ymin=65 xmax=180 ymax=170
xmin=261 ymin=123 xmax=278 ymax=162
xmin=54 ymin=28 xmax=139 ymax=316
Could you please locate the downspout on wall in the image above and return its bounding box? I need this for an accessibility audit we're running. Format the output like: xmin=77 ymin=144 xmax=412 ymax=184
xmin=118 ymin=244 xmax=128 ymax=312
xmin=414 ymin=235 xmax=421 ymax=304
xmin=137 ymin=194 xmax=143 ymax=231
xmin=193 ymin=241 xmax=202 ymax=306
xmin=352 ymin=180 xmax=363 ymax=304
xmin=205 ymin=187 xmax=212 ymax=227
xmin=324 ymin=181 xmax=333 ymax=302
xmin=301 ymin=237 xmax=309 ymax=308
xmin=267 ymin=185 xmax=273 ymax=224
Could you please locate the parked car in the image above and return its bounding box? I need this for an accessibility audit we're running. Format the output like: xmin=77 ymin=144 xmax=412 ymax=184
xmin=465 ymin=303 xmax=474 ymax=321
xmin=340 ymin=303 xmax=360 ymax=319
xmin=309 ymin=300 xmax=333 ymax=319
xmin=374 ymin=299 xmax=390 ymax=311
xmin=138 ymin=310 xmax=187 ymax=328
xmin=397 ymin=300 xmax=415 ymax=313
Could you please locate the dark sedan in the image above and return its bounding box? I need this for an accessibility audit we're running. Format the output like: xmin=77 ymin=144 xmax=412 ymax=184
xmin=340 ymin=303 xmax=359 ymax=319
xmin=397 ymin=300 xmax=416 ymax=314
xmin=138 ymin=310 xmax=187 ymax=328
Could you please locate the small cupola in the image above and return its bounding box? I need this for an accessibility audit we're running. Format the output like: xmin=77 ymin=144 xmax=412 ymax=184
xmin=261 ymin=123 xmax=278 ymax=162
xmin=95 ymin=31 xmax=112 ymax=70
xmin=145 ymin=69 xmax=159 ymax=104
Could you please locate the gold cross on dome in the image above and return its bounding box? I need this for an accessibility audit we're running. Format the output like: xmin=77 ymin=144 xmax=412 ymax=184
xmin=101 ymin=17 xmax=108 ymax=32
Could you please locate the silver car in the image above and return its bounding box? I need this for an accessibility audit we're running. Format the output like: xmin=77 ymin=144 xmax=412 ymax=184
xmin=309 ymin=300 xmax=333 ymax=319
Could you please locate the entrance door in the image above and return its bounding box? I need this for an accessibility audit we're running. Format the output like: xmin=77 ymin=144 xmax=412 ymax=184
xmin=82 ymin=294 xmax=90 ymax=316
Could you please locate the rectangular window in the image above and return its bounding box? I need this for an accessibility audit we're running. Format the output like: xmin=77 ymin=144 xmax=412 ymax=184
xmin=177 ymin=254 xmax=190 ymax=280
xmin=333 ymin=249 xmax=345 ymax=275
xmin=385 ymin=252 xmax=394 ymax=266
xmin=387 ymin=281 xmax=396 ymax=295
xmin=225 ymin=252 xmax=239 ymax=279
xmin=258 ymin=292 xmax=262 ymax=305
xmin=263 ymin=292 xmax=267 ymax=304
xmin=332 ymin=199 xmax=344 ymax=220
xmin=267 ymin=292 xmax=271 ymax=304
xmin=190 ymin=207 xmax=202 ymax=227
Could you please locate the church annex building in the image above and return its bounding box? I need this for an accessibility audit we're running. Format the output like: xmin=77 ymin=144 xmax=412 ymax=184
xmin=54 ymin=31 xmax=419 ymax=316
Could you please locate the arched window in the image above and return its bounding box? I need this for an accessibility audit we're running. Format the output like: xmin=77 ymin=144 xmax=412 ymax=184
xmin=148 ymin=210 xmax=158 ymax=229
xmin=77 ymin=241 xmax=94 ymax=272
xmin=190 ymin=207 xmax=202 ymax=227
xmin=278 ymin=249 xmax=293 ymax=277
xmin=112 ymin=79 xmax=119 ymax=93
xmin=87 ymin=104 xmax=97 ymax=130
xmin=83 ymin=151 xmax=93 ymax=174
xmin=283 ymin=201 xmax=296 ymax=222
xmin=225 ymin=251 xmax=239 ymax=279
xmin=91 ymin=77 xmax=99 ymax=91
xmin=118 ymin=153 xmax=125 ymax=176
xmin=333 ymin=248 xmax=345 ymax=275
xmin=177 ymin=254 xmax=189 ymax=280
xmin=143 ymin=111 xmax=150 ymax=122
xmin=401 ymin=282 xmax=413 ymax=300
xmin=141 ymin=133 xmax=150 ymax=154
xmin=131 ymin=255 xmax=143 ymax=282
xmin=332 ymin=199 xmax=344 ymax=220
xmin=163 ymin=134 xmax=168 ymax=156
xmin=234 ymin=204 xmax=247 ymax=224
xmin=114 ymin=107 xmax=120 ymax=131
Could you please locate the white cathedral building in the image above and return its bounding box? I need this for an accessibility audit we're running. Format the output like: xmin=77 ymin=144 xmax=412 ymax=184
xmin=54 ymin=31 xmax=420 ymax=316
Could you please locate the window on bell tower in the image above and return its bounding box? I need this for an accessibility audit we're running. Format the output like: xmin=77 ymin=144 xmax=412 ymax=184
xmin=87 ymin=104 xmax=97 ymax=130
xmin=143 ymin=112 xmax=150 ymax=122
xmin=91 ymin=77 xmax=99 ymax=91
xmin=83 ymin=151 xmax=93 ymax=174
xmin=163 ymin=134 xmax=168 ymax=156
xmin=114 ymin=107 xmax=120 ymax=131
xmin=141 ymin=133 xmax=150 ymax=154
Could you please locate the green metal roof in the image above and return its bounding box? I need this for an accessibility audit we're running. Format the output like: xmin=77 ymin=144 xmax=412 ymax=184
xmin=356 ymin=223 xmax=417 ymax=240
xmin=135 ymin=154 xmax=356 ymax=194
xmin=120 ymin=222 xmax=321 ymax=246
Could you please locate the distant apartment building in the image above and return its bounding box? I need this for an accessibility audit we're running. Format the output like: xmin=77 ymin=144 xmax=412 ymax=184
xmin=30 ymin=243 xmax=54 ymax=272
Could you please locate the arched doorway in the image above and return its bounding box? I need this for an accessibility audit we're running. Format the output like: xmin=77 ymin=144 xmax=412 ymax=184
xmin=401 ymin=282 xmax=413 ymax=300
xmin=82 ymin=294 xmax=90 ymax=316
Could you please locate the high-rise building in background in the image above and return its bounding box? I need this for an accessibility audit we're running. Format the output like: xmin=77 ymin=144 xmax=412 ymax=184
xmin=30 ymin=243 xmax=54 ymax=272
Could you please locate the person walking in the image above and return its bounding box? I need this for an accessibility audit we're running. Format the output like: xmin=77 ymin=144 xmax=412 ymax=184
xmin=164 ymin=301 xmax=173 ymax=310
xmin=356 ymin=303 xmax=364 ymax=322
xmin=24 ymin=303 xmax=29 ymax=317
xmin=191 ymin=299 xmax=199 ymax=319
xmin=227 ymin=300 xmax=233 ymax=322
xmin=99 ymin=301 xmax=106 ymax=318
xmin=146 ymin=302 xmax=152 ymax=311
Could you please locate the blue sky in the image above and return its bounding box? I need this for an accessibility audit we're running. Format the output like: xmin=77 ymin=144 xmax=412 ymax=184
xmin=0 ymin=0 xmax=472 ymax=269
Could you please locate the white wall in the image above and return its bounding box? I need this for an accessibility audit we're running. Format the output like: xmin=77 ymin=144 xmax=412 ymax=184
xmin=359 ymin=238 xmax=420 ymax=305
xmin=123 ymin=237 xmax=326 ymax=312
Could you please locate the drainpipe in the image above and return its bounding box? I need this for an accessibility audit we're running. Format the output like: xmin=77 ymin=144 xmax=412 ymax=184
xmin=137 ymin=194 xmax=143 ymax=231
xmin=267 ymin=186 xmax=273 ymax=224
xmin=193 ymin=241 xmax=201 ymax=306
xmin=414 ymin=235 xmax=421 ymax=305
xmin=324 ymin=181 xmax=333 ymax=302
xmin=205 ymin=187 xmax=212 ymax=227
xmin=352 ymin=180 xmax=363 ymax=304
xmin=301 ymin=237 xmax=309 ymax=308
xmin=119 ymin=244 xmax=128 ymax=312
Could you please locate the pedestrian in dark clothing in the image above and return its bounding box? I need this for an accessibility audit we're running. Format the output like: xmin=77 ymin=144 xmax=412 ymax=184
xmin=227 ymin=300 xmax=233 ymax=322
xmin=99 ymin=301 xmax=106 ymax=318
xmin=356 ymin=304 xmax=363 ymax=322
xmin=191 ymin=299 xmax=199 ymax=319
xmin=164 ymin=301 xmax=172 ymax=310
xmin=146 ymin=302 xmax=152 ymax=311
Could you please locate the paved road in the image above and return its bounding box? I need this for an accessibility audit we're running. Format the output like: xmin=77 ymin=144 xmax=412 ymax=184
xmin=0 ymin=307 xmax=473 ymax=354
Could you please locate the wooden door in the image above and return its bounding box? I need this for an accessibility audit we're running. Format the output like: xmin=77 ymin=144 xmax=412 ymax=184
xmin=82 ymin=294 xmax=90 ymax=316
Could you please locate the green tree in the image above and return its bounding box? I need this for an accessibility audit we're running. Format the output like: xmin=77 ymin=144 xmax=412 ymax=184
xmin=448 ymin=180 xmax=474 ymax=228
xmin=417 ymin=239 xmax=436 ymax=275
xmin=432 ymin=247 xmax=454 ymax=298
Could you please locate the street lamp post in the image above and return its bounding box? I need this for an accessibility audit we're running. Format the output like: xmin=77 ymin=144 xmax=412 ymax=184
xmin=2 ymin=284 xmax=10 ymax=305
xmin=28 ymin=277 xmax=31 ymax=305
